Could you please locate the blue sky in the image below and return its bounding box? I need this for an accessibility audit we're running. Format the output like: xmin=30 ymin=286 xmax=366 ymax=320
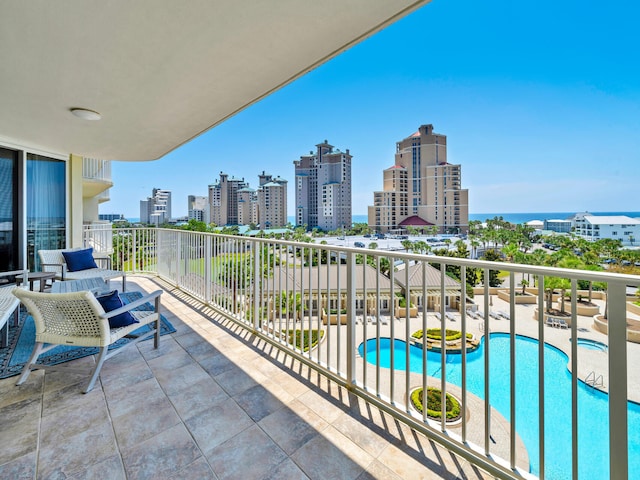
xmin=105 ymin=0 xmax=640 ymax=219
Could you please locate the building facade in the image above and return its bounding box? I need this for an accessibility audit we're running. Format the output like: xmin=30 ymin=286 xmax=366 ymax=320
xmin=140 ymin=188 xmax=172 ymax=225
xmin=187 ymin=195 xmax=208 ymax=222
xmin=208 ymin=173 xmax=248 ymax=226
xmin=368 ymin=124 xmax=469 ymax=234
xmin=573 ymin=214 xmax=640 ymax=246
xmin=294 ymin=141 xmax=352 ymax=231
xmin=237 ymin=187 xmax=257 ymax=226
xmin=256 ymin=172 xmax=288 ymax=228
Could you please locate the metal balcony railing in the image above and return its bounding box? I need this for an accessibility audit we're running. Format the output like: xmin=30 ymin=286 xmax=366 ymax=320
xmin=82 ymin=157 xmax=112 ymax=182
xmin=88 ymin=226 xmax=640 ymax=479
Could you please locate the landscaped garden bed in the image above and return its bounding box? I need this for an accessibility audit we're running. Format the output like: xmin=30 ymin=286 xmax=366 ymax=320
xmin=410 ymin=386 xmax=462 ymax=423
xmin=410 ymin=328 xmax=479 ymax=353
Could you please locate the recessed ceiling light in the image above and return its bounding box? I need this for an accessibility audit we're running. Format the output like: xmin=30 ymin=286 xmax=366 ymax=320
xmin=70 ymin=108 xmax=102 ymax=121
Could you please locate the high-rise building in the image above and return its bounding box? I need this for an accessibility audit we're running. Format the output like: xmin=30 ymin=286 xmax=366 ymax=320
xmin=256 ymin=172 xmax=288 ymax=228
xmin=368 ymin=124 xmax=468 ymax=234
xmin=237 ymin=187 xmax=257 ymax=226
xmin=208 ymin=172 xmax=248 ymax=226
xmin=140 ymin=188 xmax=172 ymax=225
xmin=187 ymin=195 xmax=208 ymax=222
xmin=294 ymin=141 xmax=352 ymax=231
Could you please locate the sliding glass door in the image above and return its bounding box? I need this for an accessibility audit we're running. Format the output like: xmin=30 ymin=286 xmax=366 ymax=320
xmin=27 ymin=154 xmax=66 ymax=271
xmin=0 ymin=148 xmax=18 ymax=271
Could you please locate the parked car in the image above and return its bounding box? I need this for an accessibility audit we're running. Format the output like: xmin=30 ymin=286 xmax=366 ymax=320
xmin=354 ymin=241 xmax=366 ymax=248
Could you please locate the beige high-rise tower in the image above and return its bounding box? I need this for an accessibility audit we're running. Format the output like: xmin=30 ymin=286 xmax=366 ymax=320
xmin=368 ymin=124 xmax=468 ymax=234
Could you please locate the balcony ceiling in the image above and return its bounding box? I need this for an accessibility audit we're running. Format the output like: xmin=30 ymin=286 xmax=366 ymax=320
xmin=0 ymin=0 xmax=429 ymax=161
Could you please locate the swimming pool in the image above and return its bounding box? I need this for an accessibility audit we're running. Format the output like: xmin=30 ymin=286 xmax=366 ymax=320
xmin=358 ymin=334 xmax=640 ymax=479
xmin=570 ymin=337 xmax=608 ymax=352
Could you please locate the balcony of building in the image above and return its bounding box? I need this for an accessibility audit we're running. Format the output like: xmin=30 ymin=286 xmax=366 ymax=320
xmin=1 ymin=273 xmax=495 ymax=479
xmin=5 ymin=226 xmax=639 ymax=478
xmin=82 ymin=158 xmax=113 ymax=198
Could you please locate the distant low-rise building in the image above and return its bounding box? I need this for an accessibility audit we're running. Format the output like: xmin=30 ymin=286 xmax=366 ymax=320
xmin=544 ymin=218 xmax=572 ymax=233
xmin=573 ymin=214 xmax=640 ymax=246
xmin=99 ymin=213 xmax=124 ymax=222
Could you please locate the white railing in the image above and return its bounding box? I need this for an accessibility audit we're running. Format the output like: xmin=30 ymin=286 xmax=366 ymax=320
xmin=82 ymin=157 xmax=112 ymax=182
xmin=82 ymin=223 xmax=114 ymax=253
xmin=101 ymin=227 xmax=640 ymax=479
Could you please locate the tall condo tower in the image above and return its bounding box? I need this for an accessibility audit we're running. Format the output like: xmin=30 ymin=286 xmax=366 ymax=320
xmin=256 ymin=172 xmax=288 ymax=228
xmin=294 ymin=141 xmax=352 ymax=231
xmin=140 ymin=188 xmax=172 ymax=225
xmin=208 ymin=172 xmax=248 ymax=226
xmin=368 ymin=124 xmax=468 ymax=234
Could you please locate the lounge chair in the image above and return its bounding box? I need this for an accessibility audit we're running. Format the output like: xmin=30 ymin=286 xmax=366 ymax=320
xmin=557 ymin=318 xmax=569 ymax=329
xmin=446 ymin=312 xmax=456 ymax=321
xmin=434 ymin=312 xmax=442 ymax=321
xmin=380 ymin=315 xmax=389 ymax=325
xmin=499 ymin=311 xmax=510 ymax=320
xmin=39 ymin=247 xmax=126 ymax=291
xmin=14 ymin=288 xmax=162 ymax=393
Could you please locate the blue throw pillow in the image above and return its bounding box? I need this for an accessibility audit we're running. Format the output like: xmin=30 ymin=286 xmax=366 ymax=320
xmin=62 ymin=248 xmax=98 ymax=272
xmin=95 ymin=290 xmax=138 ymax=328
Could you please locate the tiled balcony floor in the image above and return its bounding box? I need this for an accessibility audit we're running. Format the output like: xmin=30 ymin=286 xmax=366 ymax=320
xmin=0 ymin=276 xmax=492 ymax=479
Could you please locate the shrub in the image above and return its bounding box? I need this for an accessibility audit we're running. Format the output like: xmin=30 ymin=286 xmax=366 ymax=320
xmin=282 ymin=328 xmax=324 ymax=352
xmin=410 ymin=387 xmax=461 ymax=420
xmin=412 ymin=329 xmax=473 ymax=342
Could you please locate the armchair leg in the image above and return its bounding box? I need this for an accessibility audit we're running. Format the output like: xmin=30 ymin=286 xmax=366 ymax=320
xmin=16 ymin=342 xmax=44 ymax=385
xmin=84 ymin=347 xmax=109 ymax=393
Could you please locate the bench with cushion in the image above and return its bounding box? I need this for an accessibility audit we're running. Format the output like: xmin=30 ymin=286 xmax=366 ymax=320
xmin=38 ymin=247 xmax=126 ymax=291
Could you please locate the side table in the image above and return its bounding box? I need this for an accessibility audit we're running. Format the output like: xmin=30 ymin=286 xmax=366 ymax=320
xmin=15 ymin=272 xmax=56 ymax=292
xmin=50 ymin=277 xmax=110 ymax=294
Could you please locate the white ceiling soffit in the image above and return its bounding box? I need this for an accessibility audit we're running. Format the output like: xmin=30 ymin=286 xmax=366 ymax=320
xmin=0 ymin=0 xmax=430 ymax=161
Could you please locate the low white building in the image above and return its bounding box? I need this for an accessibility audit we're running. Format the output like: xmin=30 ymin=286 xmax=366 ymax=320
xmin=573 ymin=215 xmax=640 ymax=246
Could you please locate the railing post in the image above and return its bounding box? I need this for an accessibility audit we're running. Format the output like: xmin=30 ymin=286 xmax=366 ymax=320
xmin=346 ymin=251 xmax=356 ymax=387
xmin=175 ymin=233 xmax=181 ymax=283
xmin=608 ymin=280 xmax=628 ymax=480
xmin=253 ymin=240 xmax=261 ymax=330
xmin=132 ymin=229 xmax=137 ymax=274
xmin=205 ymin=235 xmax=212 ymax=303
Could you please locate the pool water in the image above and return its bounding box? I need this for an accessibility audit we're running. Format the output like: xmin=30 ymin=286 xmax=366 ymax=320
xmin=571 ymin=337 xmax=608 ymax=352
xmin=358 ymin=334 xmax=640 ymax=479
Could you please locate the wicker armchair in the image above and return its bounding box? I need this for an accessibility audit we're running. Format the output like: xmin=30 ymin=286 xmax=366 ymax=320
xmin=13 ymin=288 xmax=162 ymax=393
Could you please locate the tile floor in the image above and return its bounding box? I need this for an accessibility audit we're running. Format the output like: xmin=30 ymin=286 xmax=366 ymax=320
xmin=0 ymin=276 xmax=492 ymax=480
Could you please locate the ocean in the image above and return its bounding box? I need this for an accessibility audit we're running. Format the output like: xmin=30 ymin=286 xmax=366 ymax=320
xmin=287 ymin=212 xmax=640 ymax=226
xmin=126 ymin=212 xmax=640 ymax=226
